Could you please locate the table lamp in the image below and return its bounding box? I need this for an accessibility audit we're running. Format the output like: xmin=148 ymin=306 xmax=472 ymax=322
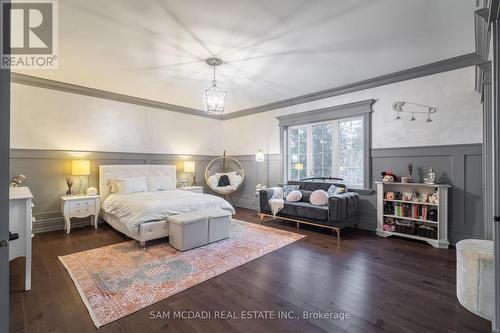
xmin=183 ymin=161 xmax=196 ymax=186
xmin=72 ymin=160 xmax=90 ymax=195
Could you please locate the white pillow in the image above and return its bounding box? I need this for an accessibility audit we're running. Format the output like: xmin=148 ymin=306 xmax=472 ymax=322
xmin=215 ymin=171 xmax=237 ymax=179
xmin=208 ymin=174 xmax=218 ymax=188
xmin=114 ymin=176 xmax=148 ymax=195
xmin=310 ymin=190 xmax=329 ymax=206
xmin=286 ymin=190 xmax=302 ymax=202
xmin=146 ymin=175 xmax=175 ymax=191
xmin=109 ymin=180 xmax=118 ymax=193
xmin=228 ymin=174 xmax=242 ymax=188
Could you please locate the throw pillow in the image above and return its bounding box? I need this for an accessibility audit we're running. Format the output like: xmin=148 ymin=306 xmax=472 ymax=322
xmin=327 ymin=184 xmax=338 ymax=196
xmin=327 ymin=184 xmax=347 ymax=196
xmin=147 ymin=175 xmax=175 ymax=191
xmin=282 ymin=185 xmax=300 ymax=199
xmin=310 ymin=190 xmax=329 ymax=206
xmin=286 ymin=190 xmax=302 ymax=202
xmin=300 ymin=189 xmax=313 ymax=203
xmin=229 ymin=173 xmax=242 ymax=188
xmin=115 ymin=176 xmax=148 ymax=195
xmin=208 ymin=174 xmax=218 ymax=188
xmin=218 ymin=174 xmax=231 ymax=187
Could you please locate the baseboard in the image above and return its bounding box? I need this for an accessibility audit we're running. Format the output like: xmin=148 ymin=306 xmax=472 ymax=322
xmin=231 ymin=196 xmax=258 ymax=210
xmin=33 ymin=216 xmax=103 ymax=233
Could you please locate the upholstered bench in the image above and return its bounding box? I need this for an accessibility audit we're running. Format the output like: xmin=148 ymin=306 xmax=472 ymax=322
xmin=456 ymin=239 xmax=494 ymax=321
xmin=168 ymin=212 xmax=208 ymax=251
xmin=207 ymin=208 xmax=231 ymax=243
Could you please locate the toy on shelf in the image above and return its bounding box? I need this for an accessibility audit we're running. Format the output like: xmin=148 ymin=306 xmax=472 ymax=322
xmin=381 ymin=170 xmax=399 ymax=183
xmin=424 ymin=167 xmax=436 ymax=184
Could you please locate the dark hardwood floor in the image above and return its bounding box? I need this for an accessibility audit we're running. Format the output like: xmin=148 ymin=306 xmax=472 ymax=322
xmin=10 ymin=208 xmax=491 ymax=333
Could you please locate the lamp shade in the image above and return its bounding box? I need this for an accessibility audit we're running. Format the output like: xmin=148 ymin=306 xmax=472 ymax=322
xmin=294 ymin=163 xmax=304 ymax=171
xmin=183 ymin=161 xmax=195 ymax=173
xmin=72 ymin=160 xmax=90 ymax=176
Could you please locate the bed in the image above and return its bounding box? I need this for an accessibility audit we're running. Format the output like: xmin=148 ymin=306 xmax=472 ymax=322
xmin=99 ymin=165 xmax=235 ymax=246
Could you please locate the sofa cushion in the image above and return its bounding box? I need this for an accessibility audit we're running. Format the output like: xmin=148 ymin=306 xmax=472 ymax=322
xmin=282 ymin=185 xmax=300 ymax=199
xmin=300 ymin=189 xmax=313 ymax=203
xmin=281 ymin=201 xmax=328 ymax=221
xmin=286 ymin=190 xmax=302 ymax=202
xmin=310 ymin=190 xmax=329 ymax=206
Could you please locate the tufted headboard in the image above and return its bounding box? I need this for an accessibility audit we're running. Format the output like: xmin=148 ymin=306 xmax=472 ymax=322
xmin=99 ymin=165 xmax=177 ymax=202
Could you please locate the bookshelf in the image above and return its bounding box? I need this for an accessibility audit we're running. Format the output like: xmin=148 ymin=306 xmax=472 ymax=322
xmin=376 ymin=181 xmax=450 ymax=248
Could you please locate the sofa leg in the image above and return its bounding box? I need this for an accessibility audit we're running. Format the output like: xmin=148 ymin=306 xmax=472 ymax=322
xmin=296 ymin=222 xmax=300 ymax=229
xmin=140 ymin=241 xmax=146 ymax=247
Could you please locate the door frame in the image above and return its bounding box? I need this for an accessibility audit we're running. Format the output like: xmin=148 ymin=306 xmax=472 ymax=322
xmin=0 ymin=0 xmax=11 ymax=331
xmin=490 ymin=0 xmax=500 ymax=332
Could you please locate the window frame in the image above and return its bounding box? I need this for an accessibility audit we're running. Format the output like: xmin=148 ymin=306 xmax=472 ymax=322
xmin=277 ymin=99 xmax=374 ymax=190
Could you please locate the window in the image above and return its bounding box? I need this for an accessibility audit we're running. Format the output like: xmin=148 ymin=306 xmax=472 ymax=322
xmin=286 ymin=116 xmax=364 ymax=187
xmin=277 ymin=99 xmax=373 ymax=189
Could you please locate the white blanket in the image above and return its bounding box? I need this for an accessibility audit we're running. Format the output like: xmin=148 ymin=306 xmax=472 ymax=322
xmin=269 ymin=187 xmax=284 ymax=217
xmin=102 ymin=190 xmax=235 ymax=231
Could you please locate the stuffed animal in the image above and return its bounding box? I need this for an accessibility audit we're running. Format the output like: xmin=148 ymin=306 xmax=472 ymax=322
xmin=402 ymin=192 xmax=413 ymax=201
xmin=381 ymin=170 xmax=398 ymax=183
xmin=385 ymin=192 xmax=395 ymax=200
xmin=429 ymin=190 xmax=439 ymax=204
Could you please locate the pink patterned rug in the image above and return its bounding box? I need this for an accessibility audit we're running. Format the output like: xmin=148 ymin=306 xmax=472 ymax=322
xmin=59 ymin=219 xmax=305 ymax=327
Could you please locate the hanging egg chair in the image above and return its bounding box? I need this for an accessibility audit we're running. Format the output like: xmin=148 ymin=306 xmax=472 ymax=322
xmin=205 ymin=151 xmax=245 ymax=195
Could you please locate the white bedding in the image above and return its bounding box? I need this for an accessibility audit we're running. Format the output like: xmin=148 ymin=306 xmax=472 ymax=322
xmin=102 ymin=189 xmax=235 ymax=231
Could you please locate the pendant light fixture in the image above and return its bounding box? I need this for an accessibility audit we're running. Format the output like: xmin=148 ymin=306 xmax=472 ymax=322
xmin=204 ymin=57 xmax=227 ymax=115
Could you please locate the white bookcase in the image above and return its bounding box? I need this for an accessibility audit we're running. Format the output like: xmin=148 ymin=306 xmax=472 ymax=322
xmin=375 ymin=181 xmax=450 ymax=248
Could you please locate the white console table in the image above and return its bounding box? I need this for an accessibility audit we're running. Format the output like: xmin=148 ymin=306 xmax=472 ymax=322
xmin=9 ymin=186 xmax=34 ymax=291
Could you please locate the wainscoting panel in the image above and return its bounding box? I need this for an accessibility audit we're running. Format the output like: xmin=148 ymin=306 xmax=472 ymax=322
xmin=232 ymin=144 xmax=483 ymax=244
xmin=11 ymin=145 xmax=483 ymax=244
xmin=10 ymin=149 xmax=216 ymax=233
xmin=371 ymin=144 xmax=483 ymax=243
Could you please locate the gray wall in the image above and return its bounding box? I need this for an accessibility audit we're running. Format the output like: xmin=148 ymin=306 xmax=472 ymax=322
xmin=10 ymin=149 xmax=216 ymax=233
xmin=11 ymin=144 xmax=484 ymax=244
xmin=230 ymin=143 xmax=483 ymax=244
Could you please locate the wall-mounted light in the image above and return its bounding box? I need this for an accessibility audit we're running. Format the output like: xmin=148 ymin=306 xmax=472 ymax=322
xmin=393 ymin=101 xmax=437 ymax=122
xmin=256 ymin=149 xmax=265 ymax=162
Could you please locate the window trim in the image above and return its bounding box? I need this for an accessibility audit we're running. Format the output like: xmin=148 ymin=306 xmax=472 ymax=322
xmin=277 ymin=99 xmax=375 ymax=190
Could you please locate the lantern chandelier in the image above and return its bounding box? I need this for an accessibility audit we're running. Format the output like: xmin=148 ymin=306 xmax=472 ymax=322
xmin=204 ymin=57 xmax=227 ymax=115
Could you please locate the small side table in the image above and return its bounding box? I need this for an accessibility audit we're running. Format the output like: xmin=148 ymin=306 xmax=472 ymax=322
xmin=61 ymin=195 xmax=100 ymax=234
xmin=178 ymin=186 xmax=204 ymax=194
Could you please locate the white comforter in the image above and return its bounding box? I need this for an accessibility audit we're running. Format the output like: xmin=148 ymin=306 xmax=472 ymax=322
xmin=102 ymin=190 xmax=235 ymax=231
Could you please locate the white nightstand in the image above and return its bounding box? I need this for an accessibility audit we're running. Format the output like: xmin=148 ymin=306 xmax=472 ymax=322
xmin=61 ymin=195 xmax=100 ymax=234
xmin=179 ymin=186 xmax=204 ymax=194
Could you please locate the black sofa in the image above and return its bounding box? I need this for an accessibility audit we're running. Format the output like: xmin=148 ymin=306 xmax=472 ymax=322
xmin=259 ymin=181 xmax=359 ymax=239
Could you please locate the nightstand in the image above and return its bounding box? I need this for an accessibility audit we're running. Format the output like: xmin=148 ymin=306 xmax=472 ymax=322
xmin=179 ymin=186 xmax=204 ymax=194
xmin=61 ymin=195 xmax=100 ymax=234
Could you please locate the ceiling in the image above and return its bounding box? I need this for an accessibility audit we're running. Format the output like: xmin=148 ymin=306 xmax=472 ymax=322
xmin=14 ymin=0 xmax=478 ymax=113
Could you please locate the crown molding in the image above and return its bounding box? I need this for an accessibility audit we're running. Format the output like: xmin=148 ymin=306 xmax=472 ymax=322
xmin=223 ymin=53 xmax=482 ymax=120
xmin=10 ymin=73 xmax=223 ymax=120
xmin=475 ymin=8 xmax=491 ymax=61
xmin=12 ymin=53 xmax=482 ymax=122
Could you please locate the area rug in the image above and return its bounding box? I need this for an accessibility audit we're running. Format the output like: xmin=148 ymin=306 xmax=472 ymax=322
xmin=58 ymin=219 xmax=305 ymax=327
